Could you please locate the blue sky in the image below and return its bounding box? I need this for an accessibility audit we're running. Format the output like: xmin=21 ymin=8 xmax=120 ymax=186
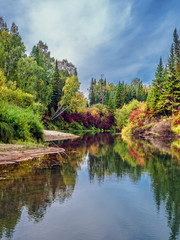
xmin=1 ymin=0 xmax=180 ymax=95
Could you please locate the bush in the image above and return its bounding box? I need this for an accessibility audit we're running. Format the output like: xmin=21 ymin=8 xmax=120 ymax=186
xmin=0 ymin=87 xmax=34 ymax=108
xmin=121 ymin=102 xmax=149 ymax=135
xmin=115 ymin=99 xmax=141 ymax=130
xmin=171 ymin=112 xmax=180 ymax=135
xmin=29 ymin=102 xmax=46 ymax=116
xmin=29 ymin=119 xmax=44 ymax=142
xmin=60 ymin=107 xmax=115 ymax=131
xmin=0 ymin=122 xmax=14 ymax=143
xmin=0 ymin=102 xmax=44 ymax=142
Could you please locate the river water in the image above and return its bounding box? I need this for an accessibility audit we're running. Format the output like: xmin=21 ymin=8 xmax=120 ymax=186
xmin=0 ymin=134 xmax=179 ymax=240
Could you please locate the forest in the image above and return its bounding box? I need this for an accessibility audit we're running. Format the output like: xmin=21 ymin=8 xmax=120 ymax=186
xmin=0 ymin=16 xmax=179 ymax=143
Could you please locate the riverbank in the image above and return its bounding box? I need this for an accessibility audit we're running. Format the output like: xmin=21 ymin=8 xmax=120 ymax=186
xmin=43 ymin=130 xmax=79 ymax=141
xmin=122 ymin=115 xmax=180 ymax=140
xmin=0 ymin=130 xmax=79 ymax=164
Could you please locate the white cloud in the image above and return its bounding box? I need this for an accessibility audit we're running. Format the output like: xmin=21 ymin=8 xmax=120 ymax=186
xmin=17 ymin=0 xmax=133 ymax=68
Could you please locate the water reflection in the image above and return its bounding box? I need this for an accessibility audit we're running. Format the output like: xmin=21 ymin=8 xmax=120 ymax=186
xmin=0 ymin=133 xmax=179 ymax=240
xmin=0 ymin=155 xmax=80 ymax=239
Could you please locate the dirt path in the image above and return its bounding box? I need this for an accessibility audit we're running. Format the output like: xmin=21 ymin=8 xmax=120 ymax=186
xmin=0 ymin=131 xmax=79 ymax=164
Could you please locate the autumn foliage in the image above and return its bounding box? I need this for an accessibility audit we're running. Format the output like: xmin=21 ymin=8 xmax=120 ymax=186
xmin=61 ymin=107 xmax=115 ymax=130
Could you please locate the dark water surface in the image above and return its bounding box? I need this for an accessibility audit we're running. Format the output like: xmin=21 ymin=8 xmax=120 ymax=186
xmin=0 ymin=134 xmax=180 ymax=240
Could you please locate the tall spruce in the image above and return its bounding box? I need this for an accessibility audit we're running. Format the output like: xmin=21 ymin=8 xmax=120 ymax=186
xmin=164 ymin=44 xmax=180 ymax=113
xmin=147 ymin=58 xmax=164 ymax=112
xmin=115 ymin=82 xmax=124 ymax=109
xmin=173 ymin=28 xmax=180 ymax=61
xmin=51 ymin=60 xmax=62 ymax=111
xmin=108 ymin=93 xmax=115 ymax=110
xmin=89 ymin=78 xmax=96 ymax=106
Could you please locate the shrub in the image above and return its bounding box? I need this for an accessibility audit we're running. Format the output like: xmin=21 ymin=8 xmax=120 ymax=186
xmin=56 ymin=105 xmax=115 ymax=131
xmin=0 ymin=86 xmax=34 ymax=108
xmin=0 ymin=102 xmax=44 ymax=142
xmin=29 ymin=119 xmax=44 ymax=142
xmin=171 ymin=112 xmax=180 ymax=135
xmin=121 ymin=102 xmax=149 ymax=135
xmin=0 ymin=122 xmax=14 ymax=143
xmin=115 ymin=99 xmax=141 ymax=130
xmin=29 ymin=102 xmax=46 ymax=116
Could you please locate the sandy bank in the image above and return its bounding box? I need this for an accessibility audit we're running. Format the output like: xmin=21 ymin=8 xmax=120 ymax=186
xmin=0 ymin=131 xmax=79 ymax=164
xmin=43 ymin=130 xmax=79 ymax=141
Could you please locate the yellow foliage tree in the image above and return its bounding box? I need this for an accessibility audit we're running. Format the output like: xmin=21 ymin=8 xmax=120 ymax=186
xmin=0 ymin=68 xmax=5 ymax=88
xmin=60 ymin=75 xmax=87 ymax=113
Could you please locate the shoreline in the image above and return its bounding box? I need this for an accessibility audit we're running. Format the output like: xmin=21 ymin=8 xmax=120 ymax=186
xmin=0 ymin=130 xmax=79 ymax=164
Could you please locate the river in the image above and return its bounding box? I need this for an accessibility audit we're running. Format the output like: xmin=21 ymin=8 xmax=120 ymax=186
xmin=0 ymin=133 xmax=179 ymax=240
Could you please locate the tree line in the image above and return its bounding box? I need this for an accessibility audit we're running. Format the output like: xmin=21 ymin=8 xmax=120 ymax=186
xmin=88 ymin=76 xmax=148 ymax=109
xmin=0 ymin=16 xmax=82 ymax=116
xmin=147 ymin=28 xmax=180 ymax=115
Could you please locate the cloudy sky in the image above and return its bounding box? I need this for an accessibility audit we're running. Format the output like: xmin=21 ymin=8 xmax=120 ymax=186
xmin=1 ymin=0 xmax=180 ymax=95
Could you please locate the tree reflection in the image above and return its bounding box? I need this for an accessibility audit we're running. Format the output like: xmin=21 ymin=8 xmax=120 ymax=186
xmin=0 ymin=134 xmax=179 ymax=240
xmin=86 ymin=135 xmax=180 ymax=240
xmin=0 ymin=153 xmax=81 ymax=238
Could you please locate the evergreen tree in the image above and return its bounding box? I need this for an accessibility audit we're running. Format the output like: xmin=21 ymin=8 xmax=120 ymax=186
xmin=154 ymin=44 xmax=180 ymax=115
xmin=108 ymin=93 xmax=115 ymax=111
xmin=147 ymin=58 xmax=164 ymax=113
xmin=173 ymin=28 xmax=180 ymax=61
xmin=51 ymin=60 xmax=62 ymax=111
xmin=89 ymin=78 xmax=96 ymax=106
xmin=164 ymin=45 xmax=180 ymax=114
xmin=104 ymin=90 xmax=109 ymax=106
xmin=115 ymin=82 xmax=124 ymax=109
xmin=0 ymin=17 xmax=8 ymax=32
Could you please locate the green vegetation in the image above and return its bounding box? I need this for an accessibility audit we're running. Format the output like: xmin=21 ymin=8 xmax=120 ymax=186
xmin=0 ymin=102 xmax=43 ymax=142
xmin=115 ymin=99 xmax=141 ymax=131
xmin=120 ymin=29 xmax=180 ymax=137
xmin=0 ymin=16 xmax=179 ymax=142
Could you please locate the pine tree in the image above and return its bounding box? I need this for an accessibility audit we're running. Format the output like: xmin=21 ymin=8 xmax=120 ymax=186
xmin=89 ymin=78 xmax=95 ymax=106
xmin=115 ymin=82 xmax=124 ymax=109
xmin=51 ymin=60 xmax=62 ymax=111
xmin=0 ymin=17 xmax=8 ymax=32
xmin=157 ymin=45 xmax=180 ymax=115
xmin=173 ymin=28 xmax=180 ymax=61
xmin=147 ymin=58 xmax=164 ymax=113
xmin=164 ymin=45 xmax=180 ymax=114
xmin=104 ymin=90 xmax=109 ymax=106
xmin=108 ymin=93 xmax=115 ymax=111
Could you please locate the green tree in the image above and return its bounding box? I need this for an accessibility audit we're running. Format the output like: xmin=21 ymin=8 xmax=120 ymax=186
xmin=163 ymin=45 xmax=180 ymax=114
xmin=0 ymin=68 xmax=5 ymax=88
xmin=0 ymin=19 xmax=25 ymax=82
xmin=173 ymin=28 xmax=180 ymax=61
xmin=147 ymin=58 xmax=164 ymax=113
xmin=31 ymin=41 xmax=54 ymax=105
xmin=17 ymin=57 xmax=42 ymax=96
xmin=89 ymin=78 xmax=96 ymax=106
xmin=51 ymin=60 xmax=63 ymax=111
xmin=60 ymin=75 xmax=87 ymax=112
xmin=108 ymin=92 xmax=115 ymax=111
xmin=115 ymin=81 xmax=124 ymax=109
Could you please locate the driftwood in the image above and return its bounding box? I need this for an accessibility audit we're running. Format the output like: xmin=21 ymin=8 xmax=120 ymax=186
xmin=51 ymin=103 xmax=64 ymax=120
xmin=51 ymin=104 xmax=71 ymax=121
